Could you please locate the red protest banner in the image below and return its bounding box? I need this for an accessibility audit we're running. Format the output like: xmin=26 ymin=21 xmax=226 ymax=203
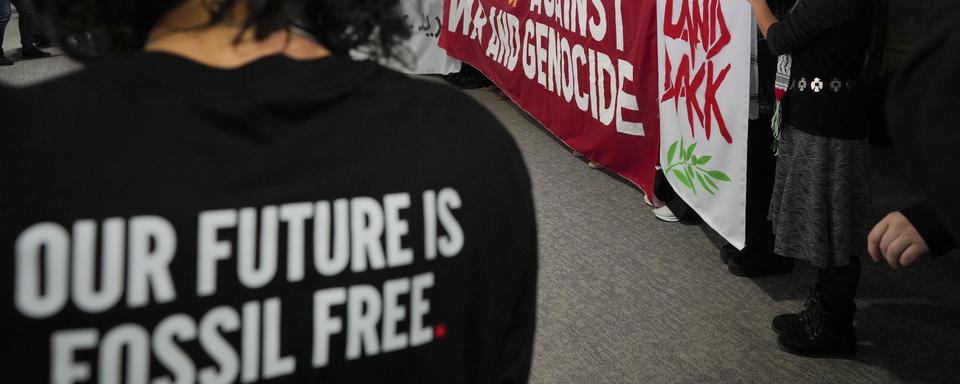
xmin=439 ymin=0 xmax=661 ymax=195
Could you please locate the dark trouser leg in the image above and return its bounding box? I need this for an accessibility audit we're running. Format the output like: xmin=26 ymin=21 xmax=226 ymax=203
xmin=11 ymin=0 xmax=35 ymax=47
xmin=653 ymin=170 xmax=677 ymax=201
xmin=817 ymin=255 xmax=861 ymax=324
xmin=0 ymin=0 xmax=11 ymax=52
xmin=724 ymin=115 xmax=793 ymax=274
xmin=741 ymin=115 xmax=777 ymax=258
xmin=653 ymin=169 xmax=701 ymax=224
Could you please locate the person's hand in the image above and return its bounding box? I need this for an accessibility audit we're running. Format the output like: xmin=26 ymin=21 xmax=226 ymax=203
xmin=868 ymin=212 xmax=931 ymax=269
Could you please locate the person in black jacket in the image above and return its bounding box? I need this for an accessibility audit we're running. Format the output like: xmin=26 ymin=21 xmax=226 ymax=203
xmin=870 ymin=0 xmax=960 ymax=269
xmin=749 ymin=0 xmax=882 ymax=357
xmin=0 ymin=0 xmax=538 ymax=383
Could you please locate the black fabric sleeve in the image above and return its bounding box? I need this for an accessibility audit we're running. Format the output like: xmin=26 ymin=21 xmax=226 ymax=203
xmin=765 ymin=0 xmax=859 ymax=55
xmin=888 ymin=0 xmax=960 ymax=247
xmin=489 ymin=120 xmax=538 ymax=384
xmin=446 ymin=89 xmax=538 ymax=384
xmin=494 ymin=187 xmax=537 ymax=384
xmin=901 ymin=202 xmax=957 ymax=258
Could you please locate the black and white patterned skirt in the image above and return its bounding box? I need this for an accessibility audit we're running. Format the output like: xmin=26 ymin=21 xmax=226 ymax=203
xmin=768 ymin=125 xmax=871 ymax=268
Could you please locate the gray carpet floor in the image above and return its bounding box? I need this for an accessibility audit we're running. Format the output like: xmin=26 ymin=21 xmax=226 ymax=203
xmin=4 ymin=16 xmax=960 ymax=384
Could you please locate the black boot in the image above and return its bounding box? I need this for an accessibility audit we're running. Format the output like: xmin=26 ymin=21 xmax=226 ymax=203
xmin=776 ymin=306 xmax=857 ymax=358
xmin=0 ymin=54 xmax=13 ymax=66
xmin=772 ymin=284 xmax=822 ymax=335
xmin=776 ymin=258 xmax=860 ymax=358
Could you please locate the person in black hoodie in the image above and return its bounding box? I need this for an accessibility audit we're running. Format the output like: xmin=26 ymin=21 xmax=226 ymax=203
xmin=0 ymin=1 xmax=538 ymax=383
xmin=870 ymin=0 xmax=960 ymax=268
xmin=748 ymin=0 xmax=883 ymax=357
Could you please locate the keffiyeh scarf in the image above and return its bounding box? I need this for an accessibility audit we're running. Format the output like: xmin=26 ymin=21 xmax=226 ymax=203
xmin=771 ymin=54 xmax=792 ymax=155
xmin=770 ymin=1 xmax=802 ymax=155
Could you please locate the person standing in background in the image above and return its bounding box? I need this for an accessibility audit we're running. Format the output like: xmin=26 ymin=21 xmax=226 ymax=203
xmin=0 ymin=0 xmax=52 ymax=65
xmin=720 ymin=0 xmax=797 ymax=277
xmin=870 ymin=0 xmax=960 ymax=269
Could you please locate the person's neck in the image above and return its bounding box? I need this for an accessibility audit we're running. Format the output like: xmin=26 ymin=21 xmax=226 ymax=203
xmin=144 ymin=0 xmax=331 ymax=69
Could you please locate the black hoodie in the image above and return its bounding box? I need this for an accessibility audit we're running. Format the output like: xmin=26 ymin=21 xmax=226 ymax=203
xmin=0 ymin=53 xmax=537 ymax=383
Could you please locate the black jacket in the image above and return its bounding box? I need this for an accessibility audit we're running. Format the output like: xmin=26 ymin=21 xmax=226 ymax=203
xmin=888 ymin=0 xmax=960 ymax=253
xmin=766 ymin=0 xmax=874 ymax=139
xmin=902 ymin=202 xmax=957 ymax=257
xmin=0 ymin=53 xmax=538 ymax=383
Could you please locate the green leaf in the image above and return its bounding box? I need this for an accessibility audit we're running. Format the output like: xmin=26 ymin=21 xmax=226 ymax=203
xmin=679 ymin=138 xmax=687 ymax=161
xmin=673 ymin=170 xmax=694 ymax=190
xmin=695 ymin=170 xmax=714 ymax=195
xmin=685 ymin=166 xmax=698 ymax=194
xmin=695 ymin=155 xmax=712 ymax=165
xmin=691 ymin=155 xmax=699 ymax=165
xmin=667 ymin=141 xmax=678 ymax=164
xmin=685 ymin=142 xmax=698 ymax=160
xmin=703 ymin=172 xmax=720 ymax=190
xmin=707 ymin=170 xmax=731 ymax=182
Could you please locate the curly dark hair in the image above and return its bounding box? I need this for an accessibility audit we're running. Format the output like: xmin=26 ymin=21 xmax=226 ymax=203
xmin=34 ymin=0 xmax=411 ymax=62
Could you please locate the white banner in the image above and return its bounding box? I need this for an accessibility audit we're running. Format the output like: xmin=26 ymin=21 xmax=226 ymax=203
xmin=657 ymin=0 xmax=752 ymax=249
xmin=390 ymin=0 xmax=462 ymax=75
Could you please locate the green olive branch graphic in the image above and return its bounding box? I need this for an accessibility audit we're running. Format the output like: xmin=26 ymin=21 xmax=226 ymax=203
xmin=664 ymin=139 xmax=731 ymax=195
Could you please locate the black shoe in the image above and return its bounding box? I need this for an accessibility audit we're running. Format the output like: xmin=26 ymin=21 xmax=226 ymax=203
xmin=727 ymin=253 xmax=794 ymax=277
xmin=773 ymin=285 xmax=823 ymax=335
xmin=772 ymin=314 xmax=800 ymax=335
xmin=0 ymin=55 xmax=12 ymax=66
xmin=776 ymin=297 xmax=856 ymax=358
xmin=777 ymin=321 xmax=857 ymax=358
xmin=21 ymin=45 xmax=52 ymax=59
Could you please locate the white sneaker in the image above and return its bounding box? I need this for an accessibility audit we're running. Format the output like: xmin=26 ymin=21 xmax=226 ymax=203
xmin=653 ymin=205 xmax=678 ymax=222
xmin=643 ymin=194 xmax=654 ymax=207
